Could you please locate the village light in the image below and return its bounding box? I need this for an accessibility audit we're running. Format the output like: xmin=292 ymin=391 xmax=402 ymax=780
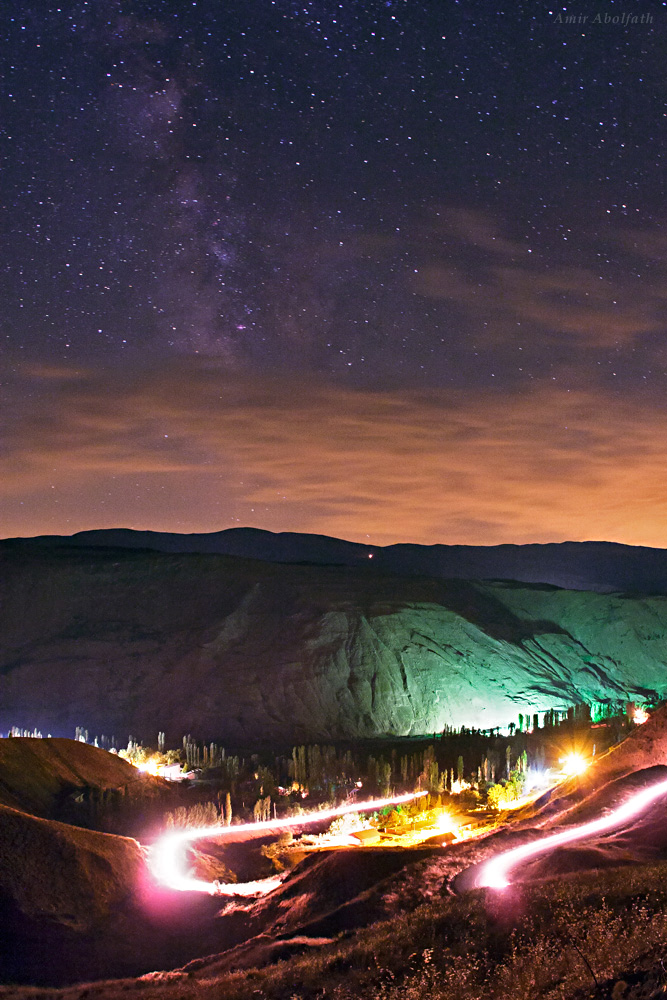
xmin=559 ymin=751 xmax=588 ymax=777
xmin=523 ymin=767 xmax=552 ymax=794
xmin=437 ymin=809 xmax=460 ymax=838
xmin=136 ymin=758 xmax=160 ymax=776
xmin=150 ymin=790 xmax=427 ymax=895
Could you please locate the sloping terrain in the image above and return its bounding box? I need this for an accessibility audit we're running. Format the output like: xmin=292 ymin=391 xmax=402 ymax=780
xmin=509 ymin=702 xmax=667 ymax=831
xmin=0 ymin=800 xmax=230 ymax=986
xmin=0 ymin=740 xmax=226 ymax=986
xmin=451 ymin=705 xmax=667 ymax=892
xmin=3 ymin=542 xmax=667 ymax=742
xmin=180 ymin=846 xmax=443 ymax=977
xmin=18 ymin=528 xmax=667 ymax=593
xmin=0 ymin=737 xmax=166 ymax=819
xmin=7 ymin=786 xmax=667 ymax=999
xmin=0 ymin=804 xmax=144 ymax=984
xmin=6 ymin=717 xmax=667 ymax=994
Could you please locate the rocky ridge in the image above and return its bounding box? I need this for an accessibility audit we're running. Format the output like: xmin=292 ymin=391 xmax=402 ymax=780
xmin=17 ymin=527 xmax=667 ymax=593
xmin=2 ymin=541 xmax=667 ymax=743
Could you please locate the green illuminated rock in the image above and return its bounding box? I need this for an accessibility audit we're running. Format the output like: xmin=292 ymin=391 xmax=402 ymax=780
xmin=1 ymin=541 xmax=666 ymax=743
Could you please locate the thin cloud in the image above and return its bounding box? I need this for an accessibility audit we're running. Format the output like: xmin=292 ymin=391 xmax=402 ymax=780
xmin=413 ymin=210 xmax=666 ymax=348
xmin=2 ymin=361 xmax=667 ymax=547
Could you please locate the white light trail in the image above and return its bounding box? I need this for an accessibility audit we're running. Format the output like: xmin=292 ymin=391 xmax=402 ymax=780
xmin=149 ymin=791 xmax=426 ymax=896
xmin=478 ymin=775 xmax=667 ymax=889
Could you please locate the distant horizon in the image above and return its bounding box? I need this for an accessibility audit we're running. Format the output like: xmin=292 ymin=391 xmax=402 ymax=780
xmin=4 ymin=5 xmax=666 ymax=582
xmin=5 ymin=366 xmax=667 ymax=551
xmin=5 ymin=522 xmax=667 ymax=553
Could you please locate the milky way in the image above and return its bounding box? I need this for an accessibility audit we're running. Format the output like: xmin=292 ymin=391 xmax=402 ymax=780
xmin=2 ymin=1 xmax=666 ymax=543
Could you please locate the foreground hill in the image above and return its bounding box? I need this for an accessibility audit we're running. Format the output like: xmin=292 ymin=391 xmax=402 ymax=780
xmin=0 ymin=804 xmax=145 ymax=984
xmin=0 ymin=737 xmax=180 ymax=837
xmin=2 ymin=542 xmax=667 ymax=743
xmin=8 ymin=716 xmax=667 ymax=997
xmin=16 ymin=527 xmax=667 ymax=593
xmin=0 ymin=737 xmax=166 ymax=821
xmin=0 ymin=738 xmax=229 ymax=986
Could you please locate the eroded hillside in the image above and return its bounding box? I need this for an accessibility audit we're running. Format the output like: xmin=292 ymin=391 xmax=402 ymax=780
xmin=2 ymin=542 xmax=667 ymax=743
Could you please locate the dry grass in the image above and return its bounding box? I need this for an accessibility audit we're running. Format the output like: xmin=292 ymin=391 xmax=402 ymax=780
xmin=6 ymin=860 xmax=667 ymax=1000
xmin=0 ymin=739 xmax=160 ymax=815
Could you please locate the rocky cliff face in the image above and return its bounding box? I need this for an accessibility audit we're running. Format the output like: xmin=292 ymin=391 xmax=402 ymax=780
xmin=2 ymin=541 xmax=667 ymax=744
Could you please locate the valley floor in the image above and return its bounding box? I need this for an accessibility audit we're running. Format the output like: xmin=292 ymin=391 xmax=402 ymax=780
xmin=6 ymin=711 xmax=667 ymax=998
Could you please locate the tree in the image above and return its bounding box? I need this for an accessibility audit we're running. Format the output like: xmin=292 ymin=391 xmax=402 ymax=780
xmin=385 ymin=808 xmax=401 ymax=829
xmin=379 ymin=760 xmax=392 ymax=796
xmin=487 ymin=784 xmax=505 ymax=810
xmin=505 ymin=765 xmax=526 ymax=802
xmin=482 ymin=756 xmax=490 ymax=782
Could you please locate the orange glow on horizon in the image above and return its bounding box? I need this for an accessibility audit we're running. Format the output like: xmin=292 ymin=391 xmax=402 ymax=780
xmin=4 ymin=363 xmax=667 ymax=548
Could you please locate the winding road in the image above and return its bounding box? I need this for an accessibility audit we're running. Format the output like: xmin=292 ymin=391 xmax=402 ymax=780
xmin=149 ymin=790 xmax=427 ymax=896
xmin=149 ymin=775 xmax=667 ymax=899
xmin=476 ymin=774 xmax=667 ymax=888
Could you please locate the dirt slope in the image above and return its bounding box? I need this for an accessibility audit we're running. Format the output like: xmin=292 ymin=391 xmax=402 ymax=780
xmin=0 ymin=802 xmax=143 ymax=984
xmin=0 ymin=737 xmax=165 ymax=818
xmin=0 ymin=799 xmax=225 ymax=986
xmin=0 ymin=739 xmax=231 ymax=986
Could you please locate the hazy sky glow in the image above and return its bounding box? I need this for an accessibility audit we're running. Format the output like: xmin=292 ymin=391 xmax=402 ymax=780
xmin=2 ymin=2 xmax=666 ymax=545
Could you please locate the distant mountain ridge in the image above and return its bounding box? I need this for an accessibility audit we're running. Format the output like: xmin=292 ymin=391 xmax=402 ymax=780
xmin=12 ymin=527 xmax=667 ymax=593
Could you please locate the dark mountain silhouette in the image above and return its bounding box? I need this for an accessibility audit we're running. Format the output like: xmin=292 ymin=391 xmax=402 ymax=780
xmin=14 ymin=527 xmax=667 ymax=593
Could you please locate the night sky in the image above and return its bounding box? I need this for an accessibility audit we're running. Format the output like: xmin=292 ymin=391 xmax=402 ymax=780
xmin=2 ymin=1 xmax=666 ymax=546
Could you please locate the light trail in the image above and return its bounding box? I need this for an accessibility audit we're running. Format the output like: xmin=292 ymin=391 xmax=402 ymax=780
xmin=477 ymin=775 xmax=667 ymax=889
xmin=149 ymin=790 xmax=427 ymax=896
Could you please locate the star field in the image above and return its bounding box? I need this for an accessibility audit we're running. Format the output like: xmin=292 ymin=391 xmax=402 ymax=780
xmin=2 ymin=1 xmax=667 ymax=543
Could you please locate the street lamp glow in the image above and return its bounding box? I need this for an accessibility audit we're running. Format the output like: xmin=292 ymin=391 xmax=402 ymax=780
xmin=437 ymin=809 xmax=460 ymax=837
xmin=559 ymin=751 xmax=588 ymax=777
